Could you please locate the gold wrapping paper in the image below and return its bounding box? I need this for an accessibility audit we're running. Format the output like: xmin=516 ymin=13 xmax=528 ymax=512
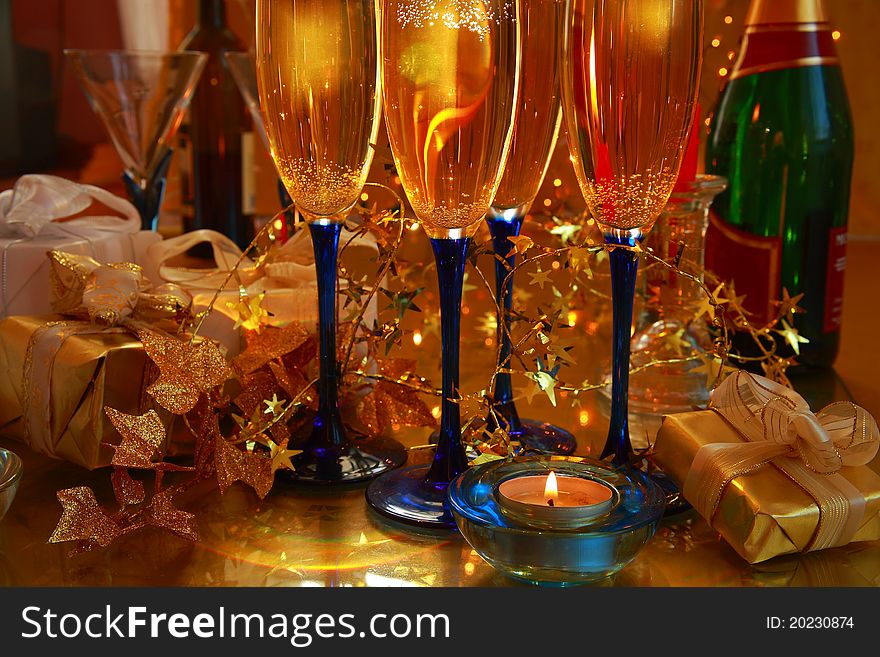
xmin=653 ymin=411 xmax=880 ymax=563
xmin=0 ymin=314 xmax=159 ymax=470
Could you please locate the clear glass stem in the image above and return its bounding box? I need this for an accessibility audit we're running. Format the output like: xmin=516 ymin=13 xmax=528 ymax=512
xmin=486 ymin=211 xmax=524 ymax=433
xmin=602 ymin=231 xmax=641 ymax=465
xmin=306 ymin=221 xmax=349 ymax=460
xmin=426 ymin=237 xmax=471 ymax=485
xmin=122 ymin=148 xmax=172 ymax=231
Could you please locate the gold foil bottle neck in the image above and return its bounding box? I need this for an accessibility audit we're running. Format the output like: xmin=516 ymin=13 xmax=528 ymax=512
xmin=745 ymin=0 xmax=827 ymax=26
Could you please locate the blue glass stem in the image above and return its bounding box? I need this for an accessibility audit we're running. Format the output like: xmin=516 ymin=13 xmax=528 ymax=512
xmin=122 ymin=148 xmax=172 ymax=231
xmin=601 ymin=233 xmax=640 ymax=465
xmin=486 ymin=212 xmax=524 ymax=433
xmin=426 ymin=237 xmax=471 ymax=485
xmin=307 ymin=221 xmax=348 ymax=457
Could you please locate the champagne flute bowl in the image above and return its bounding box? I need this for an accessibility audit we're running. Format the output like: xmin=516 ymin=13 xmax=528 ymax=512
xmin=65 ymin=49 xmax=207 ymax=231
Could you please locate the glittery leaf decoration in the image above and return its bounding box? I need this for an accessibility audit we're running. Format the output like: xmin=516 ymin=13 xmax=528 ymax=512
xmin=111 ymin=467 xmax=146 ymax=508
xmin=105 ymin=407 xmax=164 ymax=468
xmin=139 ymin=329 xmax=231 ymax=414
xmin=356 ymin=359 xmax=436 ymax=435
xmin=145 ymin=490 xmax=199 ymax=542
xmin=49 ymin=487 xmax=125 ymax=548
xmin=232 ymin=323 xmax=311 ymax=375
xmin=214 ymin=434 xmax=274 ymax=499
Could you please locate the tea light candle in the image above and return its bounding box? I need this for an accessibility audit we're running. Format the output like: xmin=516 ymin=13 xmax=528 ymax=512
xmin=496 ymin=471 xmax=616 ymax=529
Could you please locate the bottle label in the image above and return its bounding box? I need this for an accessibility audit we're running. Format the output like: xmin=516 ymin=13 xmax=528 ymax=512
xmin=732 ymin=26 xmax=839 ymax=80
xmin=704 ymin=211 xmax=782 ymax=325
xmin=824 ymin=226 xmax=847 ymax=333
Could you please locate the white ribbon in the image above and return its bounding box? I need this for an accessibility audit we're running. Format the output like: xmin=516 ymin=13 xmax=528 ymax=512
xmin=684 ymin=371 xmax=879 ymax=552
xmin=0 ymin=174 xmax=140 ymax=239
xmin=0 ymin=175 xmax=147 ymax=316
xmin=147 ymin=228 xmax=316 ymax=292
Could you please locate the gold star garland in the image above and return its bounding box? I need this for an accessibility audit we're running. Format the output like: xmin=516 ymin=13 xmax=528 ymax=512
xmin=49 ymin=181 xmax=807 ymax=550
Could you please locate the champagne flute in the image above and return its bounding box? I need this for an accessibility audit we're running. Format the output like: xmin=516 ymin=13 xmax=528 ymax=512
xmin=256 ymin=0 xmax=406 ymax=483
xmin=485 ymin=0 xmax=576 ymax=455
xmin=66 ymin=50 xmax=207 ymax=231
xmin=561 ymin=0 xmax=703 ymax=464
xmin=366 ymin=0 xmax=521 ymax=528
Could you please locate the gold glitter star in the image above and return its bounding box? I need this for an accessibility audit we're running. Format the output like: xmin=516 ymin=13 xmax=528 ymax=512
xmin=776 ymin=319 xmax=810 ymax=355
xmin=263 ymin=393 xmax=286 ymax=417
xmin=550 ymin=223 xmax=581 ymax=245
xmin=525 ymin=359 xmax=561 ymax=406
xmin=692 ymin=354 xmax=738 ymax=389
xmin=228 ymin=290 xmax=270 ymax=333
xmin=774 ymin=288 xmax=806 ymax=320
xmin=506 ymin=235 xmax=534 ymax=256
xmin=528 ymin=269 xmax=553 ymax=290
xmin=567 ymin=246 xmax=593 ymax=277
xmin=268 ymin=438 xmax=301 ymax=474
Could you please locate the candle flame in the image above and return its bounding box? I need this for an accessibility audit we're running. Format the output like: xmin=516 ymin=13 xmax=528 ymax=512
xmin=544 ymin=471 xmax=559 ymax=504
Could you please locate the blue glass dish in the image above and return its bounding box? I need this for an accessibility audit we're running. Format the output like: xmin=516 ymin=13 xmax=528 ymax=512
xmin=447 ymin=455 xmax=665 ymax=585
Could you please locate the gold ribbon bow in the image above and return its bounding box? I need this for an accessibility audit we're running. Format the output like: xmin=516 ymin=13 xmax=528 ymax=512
xmin=48 ymin=250 xmax=191 ymax=326
xmin=684 ymin=371 xmax=879 ymax=553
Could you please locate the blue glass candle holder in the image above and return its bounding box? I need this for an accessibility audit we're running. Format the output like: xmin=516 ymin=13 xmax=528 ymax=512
xmin=486 ymin=211 xmax=577 ymax=455
xmin=447 ymin=455 xmax=665 ymax=585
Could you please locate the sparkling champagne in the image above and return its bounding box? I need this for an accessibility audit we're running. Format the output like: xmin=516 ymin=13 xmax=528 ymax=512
xmin=562 ymin=0 xmax=702 ymax=233
xmin=381 ymin=0 xmax=520 ymax=236
xmin=492 ymin=0 xmax=563 ymax=211
xmin=705 ymin=0 xmax=853 ymax=368
xmin=255 ymin=0 xmax=382 ymax=219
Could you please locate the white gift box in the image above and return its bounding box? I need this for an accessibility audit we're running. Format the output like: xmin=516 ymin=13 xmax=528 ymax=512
xmin=147 ymin=228 xmax=379 ymax=356
xmin=0 ymin=175 xmax=162 ymax=318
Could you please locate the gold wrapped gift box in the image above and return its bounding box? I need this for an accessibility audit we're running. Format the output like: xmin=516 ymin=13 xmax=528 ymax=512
xmin=653 ymin=411 xmax=880 ymax=564
xmin=0 ymin=315 xmax=161 ymax=470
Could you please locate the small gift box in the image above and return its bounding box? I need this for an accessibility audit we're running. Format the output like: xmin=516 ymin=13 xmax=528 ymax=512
xmin=653 ymin=371 xmax=880 ymax=564
xmin=0 ymin=250 xmax=189 ymax=469
xmin=0 ymin=315 xmax=158 ymax=469
xmin=146 ymin=229 xmax=378 ymax=355
xmin=0 ymin=175 xmax=162 ymax=318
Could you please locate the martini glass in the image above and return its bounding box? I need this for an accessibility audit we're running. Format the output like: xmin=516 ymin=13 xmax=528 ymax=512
xmin=485 ymin=0 xmax=576 ymax=456
xmin=65 ymin=50 xmax=207 ymax=231
xmin=256 ymin=0 xmax=406 ymax=483
xmin=223 ymin=51 xmax=294 ymax=217
xmin=365 ymin=0 xmax=521 ymax=529
xmin=560 ymin=0 xmax=703 ymax=465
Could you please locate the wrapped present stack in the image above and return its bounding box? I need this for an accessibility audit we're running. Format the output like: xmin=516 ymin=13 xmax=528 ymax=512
xmin=0 ymin=173 xmax=380 ymax=471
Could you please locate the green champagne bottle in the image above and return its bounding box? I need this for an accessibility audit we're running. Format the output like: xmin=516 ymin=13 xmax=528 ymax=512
xmin=705 ymin=0 xmax=854 ymax=369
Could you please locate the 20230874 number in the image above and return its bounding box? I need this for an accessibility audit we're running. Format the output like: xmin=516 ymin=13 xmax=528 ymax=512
xmin=766 ymin=617 xmax=854 ymax=629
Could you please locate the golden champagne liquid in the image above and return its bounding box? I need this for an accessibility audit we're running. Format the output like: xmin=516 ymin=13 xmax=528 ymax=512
xmin=493 ymin=0 xmax=563 ymax=212
xmin=256 ymin=0 xmax=381 ymax=219
xmin=382 ymin=0 xmax=520 ymax=237
xmin=562 ymin=0 xmax=702 ymax=232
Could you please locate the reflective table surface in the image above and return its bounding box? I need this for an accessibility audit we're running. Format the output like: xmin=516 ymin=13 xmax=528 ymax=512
xmin=1 ymin=233 xmax=878 ymax=588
